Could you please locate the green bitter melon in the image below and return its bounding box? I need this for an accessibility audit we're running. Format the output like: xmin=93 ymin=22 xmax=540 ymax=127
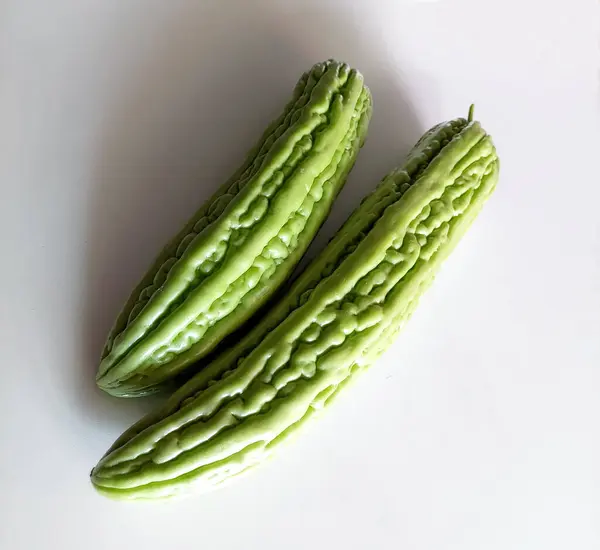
xmin=96 ymin=60 xmax=372 ymax=397
xmin=91 ymin=108 xmax=499 ymax=499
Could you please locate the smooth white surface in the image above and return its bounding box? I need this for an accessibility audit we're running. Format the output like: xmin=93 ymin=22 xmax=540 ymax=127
xmin=1 ymin=1 xmax=599 ymax=548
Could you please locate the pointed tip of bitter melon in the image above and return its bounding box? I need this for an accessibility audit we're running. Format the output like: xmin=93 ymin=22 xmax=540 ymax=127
xmin=468 ymin=104 xmax=475 ymax=122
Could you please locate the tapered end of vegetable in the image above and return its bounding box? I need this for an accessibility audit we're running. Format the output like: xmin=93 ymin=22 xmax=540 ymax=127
xmin=468 ymin=104 xmax=475 ymax=122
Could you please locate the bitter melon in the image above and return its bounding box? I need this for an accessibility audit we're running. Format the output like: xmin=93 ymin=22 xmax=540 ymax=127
xmin=96 ymin=60 xmax=372 ymax=397
xmin=91 ymin=109 xmax=499 ymax=499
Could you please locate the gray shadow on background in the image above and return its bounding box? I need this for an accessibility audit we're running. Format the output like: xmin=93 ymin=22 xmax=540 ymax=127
xmin=80 ymin=1 xmax=423 ymax=431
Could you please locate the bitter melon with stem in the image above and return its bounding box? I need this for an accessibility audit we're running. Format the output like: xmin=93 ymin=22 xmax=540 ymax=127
xmin=96 ymin=60 xmax=372 ymax=397
xmin=91 ymin=108 xmax=499 ymax=499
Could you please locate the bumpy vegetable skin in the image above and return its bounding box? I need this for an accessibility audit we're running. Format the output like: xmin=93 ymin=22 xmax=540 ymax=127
xmin=91 ymin=111 xmax=499 ymax=499
xmin=96 ymin=60 xmax=372 ymax=397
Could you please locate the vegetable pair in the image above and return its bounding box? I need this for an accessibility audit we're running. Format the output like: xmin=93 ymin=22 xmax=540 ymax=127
xmin=91 ymin=60 xmax=499 ymax=499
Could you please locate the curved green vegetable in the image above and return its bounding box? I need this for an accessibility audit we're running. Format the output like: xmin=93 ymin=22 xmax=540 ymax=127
xmin=91 ymin=110 xmax=499 ymax=499
xmin=96 ymin=60 xmax=372 ymax=397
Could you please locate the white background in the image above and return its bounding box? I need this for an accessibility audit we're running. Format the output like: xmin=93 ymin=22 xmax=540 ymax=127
xmin=1 ymin=1 xmax=599 ymax=548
